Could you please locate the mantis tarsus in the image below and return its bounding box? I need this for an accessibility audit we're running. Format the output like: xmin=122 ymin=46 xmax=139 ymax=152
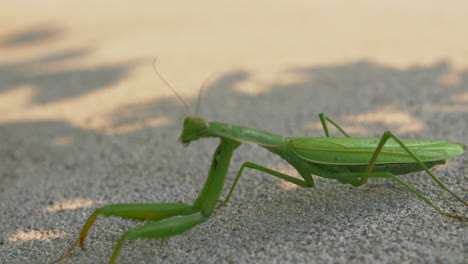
xmin=50 ymin=67 xmax=467 ymax=264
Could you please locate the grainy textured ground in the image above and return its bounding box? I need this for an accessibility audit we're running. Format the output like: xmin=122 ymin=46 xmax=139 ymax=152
xmin=1 ymin=1 xmax=467 ymax=264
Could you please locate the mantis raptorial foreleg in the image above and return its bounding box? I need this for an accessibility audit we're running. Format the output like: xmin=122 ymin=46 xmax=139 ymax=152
xmin=51 ymin=139 xmax=240 ymax=264
xmin=50 ymin=203 xmax=199 ymax=264
xmin=109 ymin=213 xmax=207 ymax=263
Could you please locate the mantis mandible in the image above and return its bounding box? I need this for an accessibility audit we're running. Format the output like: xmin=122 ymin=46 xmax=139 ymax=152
xmin=50 ymin=66 xmax=467 ymax=264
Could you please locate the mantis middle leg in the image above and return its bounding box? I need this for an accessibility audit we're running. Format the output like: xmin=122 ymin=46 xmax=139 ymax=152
xmin=217 ymin=161 xmax=315 ymax=209
xmin=217 ymin=114 xmax=357 ymax=209
xmin=319 ymin=113 xmax=350 ymax=137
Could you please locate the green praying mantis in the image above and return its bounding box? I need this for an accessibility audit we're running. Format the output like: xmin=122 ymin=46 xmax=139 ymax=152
xmin=50 ymin=66 xmax=467 ymax=264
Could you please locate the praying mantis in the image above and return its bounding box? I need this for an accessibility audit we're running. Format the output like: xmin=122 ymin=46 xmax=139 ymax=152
xmin=50 ymin=66 xmax=467 ymax=264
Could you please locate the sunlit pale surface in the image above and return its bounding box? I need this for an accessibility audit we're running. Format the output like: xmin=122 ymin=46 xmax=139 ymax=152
xmin=50 ymin=136 xmax=73 ymax=146
xmin=305 ymin=105 xmax=429 ymax=135
xmin=42 ymin=199 xmax=104 ymax=212
xmin=1 ymin=0 xmax=467 ymax=134
xmin=7 ymin=230 xmax=67 ymax=242
xmin=270 ymin=165 xmax=302 ymax=191
xmin=344 ymin=106 xmax=428 ymax=134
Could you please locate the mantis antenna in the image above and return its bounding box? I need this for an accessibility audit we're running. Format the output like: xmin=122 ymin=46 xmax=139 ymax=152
xmin=152 ymin=59 xmax=192 ymax=116
xmin=195 ymin=75 xmax=213 ymax=117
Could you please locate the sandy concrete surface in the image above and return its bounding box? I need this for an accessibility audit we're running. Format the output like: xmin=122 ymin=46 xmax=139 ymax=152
xmin=1 ymin=1 xmax=467 ymax=263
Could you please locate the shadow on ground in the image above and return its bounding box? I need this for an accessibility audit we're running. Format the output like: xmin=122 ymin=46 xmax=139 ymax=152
xmin=0 ymin=24 xmax=135 ymax=104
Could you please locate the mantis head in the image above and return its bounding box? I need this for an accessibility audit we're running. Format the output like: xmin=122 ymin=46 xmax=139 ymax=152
xmin=180 ymin=117 xmax=209 ymax=145
xmin=151 ymin=61 xmax=211 ymax=145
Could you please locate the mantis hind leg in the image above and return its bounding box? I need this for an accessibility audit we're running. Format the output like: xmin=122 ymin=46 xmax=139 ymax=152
xmin=325 ymin=171 xmax=467 ymax=221
xmin=318 ymin=113 xmax=351 ymax=137
xmin=49 ymin=203 xmax=198 ymax=264
xmin=326 ymin=130 xmax=467 ymax=220
xmin=366 ymin=131 xmax=466 ymax=205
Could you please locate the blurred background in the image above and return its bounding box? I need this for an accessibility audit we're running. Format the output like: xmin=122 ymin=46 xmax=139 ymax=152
xmin=1 ymin=1 xmax=467 ymax=263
